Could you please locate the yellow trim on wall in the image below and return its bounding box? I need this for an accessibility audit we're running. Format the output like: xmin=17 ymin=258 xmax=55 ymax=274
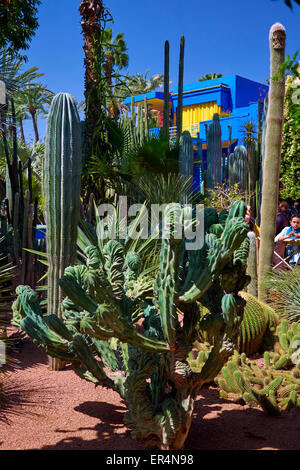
xmin=174 ymin=101 xmax=223 ymax=127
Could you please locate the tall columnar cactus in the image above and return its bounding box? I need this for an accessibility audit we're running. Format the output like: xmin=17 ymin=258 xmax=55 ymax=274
xmin=13 ymin=201 xmax=249 ymax=449
xmin=163 ymin=40 xmax=170 ymax=139
xmin=246 ymin=231 xmax=258 ymax=297
xmin=176 ymin=35 xmax=185 ymax=140
xmin=258 ymin=23 xmax=286 ymax=301
xmin=44 ymin=93 xmax=82 ymax=369
xmin=179 ymin=130 xmax=193 ymax=203
xmin=230 ymin=145 xmax=248 ymax=191
xmin=206 ymin=113 xmax=222 ymax=189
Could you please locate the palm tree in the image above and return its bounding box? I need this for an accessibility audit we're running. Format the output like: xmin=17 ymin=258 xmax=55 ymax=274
xmin=198 ymin=73 xmax=223 ymax=81
xmin=79 ymin=0 xmax=104 ymax=158
xmin=102 ymin=28 xmax=128 ymax=85
xmin=18 ymin=84 xmax=54 ymax=142
xmin=10 ymin=91 xmax=29 ymax=144
xmin=0 ymin=48 xmax=44 ymax=94
xmin=124 ymin=71 xmax=164 ymax=96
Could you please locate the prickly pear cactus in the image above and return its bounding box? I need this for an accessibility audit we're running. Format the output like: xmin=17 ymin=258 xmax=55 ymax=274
xmin=12 ymin=200 xmax=249 ymax=450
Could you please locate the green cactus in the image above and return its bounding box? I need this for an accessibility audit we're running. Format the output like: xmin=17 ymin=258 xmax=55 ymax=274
xmin=258 ymin=23 xmax=286 ymax=301
xmin=163 ymin=40 xmax=170 ymax=139
xmin=228 ymin=145 xmax=248 ymax=191
xmin=216 ymin=319 xmax=300 ymax=414
xmin=44 ymin=92 xmax=82 ymax=369
xmin=176 ymin=35 xmax=185 ymax=140
xmin=198 ymin=291 xmax=278 ymax=356
xmin=206 ymin=113 xmax=222 ymax=189
xmin=12 ymin=200 xmax=249 ymax=449
xmin=246 ymin=231 xmax=258 ymax=297
xmin=179 ymin=131 xmax=193 ymax=203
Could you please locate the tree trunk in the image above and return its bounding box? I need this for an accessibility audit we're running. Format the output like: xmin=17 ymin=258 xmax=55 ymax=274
xmin=18 ymin=118 xmax=26 ymax=144
xmin=29 ymin=109 xmax=39 ymax=142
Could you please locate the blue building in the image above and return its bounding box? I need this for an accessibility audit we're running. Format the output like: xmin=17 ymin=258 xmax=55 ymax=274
xmin=124 ymin=74 xmax=268 ymax=190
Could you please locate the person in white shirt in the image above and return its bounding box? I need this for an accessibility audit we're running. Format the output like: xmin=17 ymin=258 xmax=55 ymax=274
xmin=274 ymin=214 xmax=300 ymax=265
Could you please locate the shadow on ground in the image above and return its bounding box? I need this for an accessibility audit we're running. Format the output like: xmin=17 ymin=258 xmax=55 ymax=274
xmin=39 ymin=401 xmax=145 ymax=450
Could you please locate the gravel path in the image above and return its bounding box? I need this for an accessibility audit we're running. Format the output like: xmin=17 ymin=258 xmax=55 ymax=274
xmin=1 ymin=338 xmax=300 ymax=450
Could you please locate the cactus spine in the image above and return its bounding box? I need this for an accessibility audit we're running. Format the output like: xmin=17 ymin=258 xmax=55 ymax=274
xmin=44 ymin=93 xmax=82 ymax=369
xmin=258 ymin=23 xmax=286 ymax=301
xmin=206 ymin=113 xmax=222 ymax=189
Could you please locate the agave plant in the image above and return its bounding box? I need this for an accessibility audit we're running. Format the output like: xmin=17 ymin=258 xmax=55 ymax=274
xmin=263 ymin=268 xmax=300 ymax=323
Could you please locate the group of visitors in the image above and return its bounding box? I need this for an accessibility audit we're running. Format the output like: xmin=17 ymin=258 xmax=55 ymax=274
xmin=274 ymin=200 xmax=300 ymax=267
xmin=243 ymin=199 xmax=300 ymax=268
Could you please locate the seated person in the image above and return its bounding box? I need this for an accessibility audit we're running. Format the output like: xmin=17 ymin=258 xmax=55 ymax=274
xmin=245 ymin=205 xmax=260 ymax=238
xmin=276 ymin=200 xmax=290 ymax=235
xmin=274 ymin=214 xmax=300 ymax=265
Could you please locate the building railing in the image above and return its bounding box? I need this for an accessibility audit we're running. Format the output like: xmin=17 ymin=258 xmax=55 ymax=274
xmin=148 ymin=123 xmax=199 ymax=139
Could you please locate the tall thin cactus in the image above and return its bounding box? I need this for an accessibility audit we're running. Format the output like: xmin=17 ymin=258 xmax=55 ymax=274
xmin=176 ymin=35 xmax=185 ymax=140
xmin=258 ymin=23 xmax=286 ymax=301
xmin=179 ymin=131 xmax=193 ymax=203
xmin=246 ymin=231 xmax=258 ymax=297
xmin=206 ymin=113 xmax=222 ymax=189
xmin=163 ymin=40 xmax=170 ymax=139
xmin=44 ymin=92 xmax=82 ymax=370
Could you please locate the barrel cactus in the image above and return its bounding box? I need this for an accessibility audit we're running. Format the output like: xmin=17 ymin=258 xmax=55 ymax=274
xmin=12 ymin=200 xmax=249 ymax=449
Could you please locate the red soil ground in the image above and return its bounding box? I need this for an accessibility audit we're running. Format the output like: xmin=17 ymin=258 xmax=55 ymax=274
xmin=1 ymin=336 xmax=300 ymax=451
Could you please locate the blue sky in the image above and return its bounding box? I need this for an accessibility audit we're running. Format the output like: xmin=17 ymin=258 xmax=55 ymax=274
xmin=21 ymin=0 xmax=300 ymax=143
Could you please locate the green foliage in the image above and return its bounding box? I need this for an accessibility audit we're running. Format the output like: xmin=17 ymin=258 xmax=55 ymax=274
xmin=12 ymin=200 xmax=250 ymax=449
xmin=203 ymin=182 xmax=249 ymax=212
xmin=0 ymin=0 xmax=41 ymax=56
xmin=198 ymin=73 xmax=223 ymax=81
xmin=280 ymin=73 xmax=300 ymax=199
xmin=0 ymin=48 xmax=44 ymax=94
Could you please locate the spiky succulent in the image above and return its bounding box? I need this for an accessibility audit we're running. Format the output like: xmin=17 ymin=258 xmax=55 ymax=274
xmin=12 ymin=200 xmax=250 ymax=450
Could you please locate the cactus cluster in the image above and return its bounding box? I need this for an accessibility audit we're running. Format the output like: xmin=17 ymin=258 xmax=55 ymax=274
xmin=216 ymin=320 xmax=300 ymax=415
xmin=12 ymin=199 xmax=249 ymax=450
